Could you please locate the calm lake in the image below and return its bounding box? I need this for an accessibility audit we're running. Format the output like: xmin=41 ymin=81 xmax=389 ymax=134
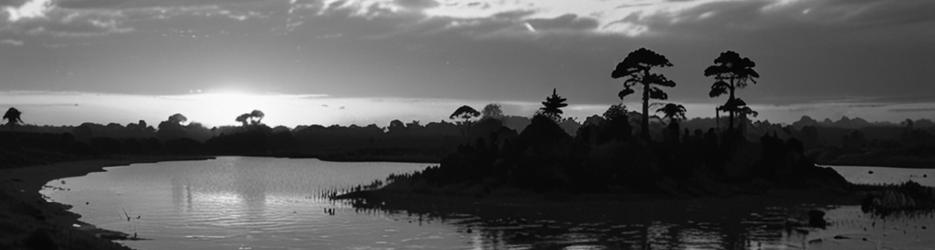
xmin=42 ymin=157 xmax=935 ymax=249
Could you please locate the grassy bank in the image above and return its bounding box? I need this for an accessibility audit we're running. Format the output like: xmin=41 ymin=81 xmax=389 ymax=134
xmin=0 ymin=155 xmax=214 ymax=250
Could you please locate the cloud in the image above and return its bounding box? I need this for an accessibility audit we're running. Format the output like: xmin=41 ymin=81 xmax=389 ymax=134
xmin=394 ymin=0 xmax=437 ymax=10
xmin=891 ymin=108 xmax=935 ymax=113
xmin=1 ymin=0 xmax=275 ymax=38
xmin=662 ymin=0 xmax=935 ymax=33
xmin=525 ymin=14 xmax=599 ymax=32
xmin=2 ymin=0 xmax=131 ymax=37
xmin=1 ymin=7 xmax=134 ymax=37
xmin=56 ymin=0 xmax=271 ymax=9
xmin=2 ymin=0 xmax=927 ymax=42
xmin=0 ymin=38 xmax=23 ymax=45
xmin=3 ymin=0 xmax=52 ymax=22
xmin=292 ymin=0 xmax=935 ymax=39
xmin=1 ymin=0 xmax=931 ymax=41
xmin=522 ymin=22 xmax=534 ymax=32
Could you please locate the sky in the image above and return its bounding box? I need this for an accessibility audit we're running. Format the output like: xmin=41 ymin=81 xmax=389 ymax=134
xmin=1 ymin=0 xmax=934 ymax=127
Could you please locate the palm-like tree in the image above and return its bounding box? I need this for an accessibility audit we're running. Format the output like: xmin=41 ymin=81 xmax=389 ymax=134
xmin=539 ymin=88 xmax=568 ymax=120
xmin=612 ymin=48 xmax=676 ymax=139
xmin=449 ymin=105 xmax=480 ymax=124
xmin=3 ymin=107 xmax=23 ymax=127
xmin=705 ymin=51 xmax=759 ymax=131
xmin=655 ymin=103 xmax=687 ymax=124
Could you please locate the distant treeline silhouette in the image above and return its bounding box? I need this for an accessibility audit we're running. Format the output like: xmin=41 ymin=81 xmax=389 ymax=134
xmin=1 ymin=48 xmax=934 ymax=172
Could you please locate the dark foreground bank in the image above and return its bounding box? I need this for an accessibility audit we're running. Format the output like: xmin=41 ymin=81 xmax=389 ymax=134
xmin=0 ymin=155 xmax=214 ymax=250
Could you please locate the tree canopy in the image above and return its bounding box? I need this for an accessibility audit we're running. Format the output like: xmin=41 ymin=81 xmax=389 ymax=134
xmin=481 ymin=103 xmax=504 ymax=120
xmin=450 ymin=105 xmax=480 ymax=124
xmin=167 ymin=113 xmax=188 ymax=125
xmin=612 ymin=48 xmax=676 ymax=139
xmin=235 ymin=110 xmax=266 ymax=126
xmin=3 ymin=107 xmax=23 ymax=126
xmin=655 ymin=103 xmax=687 ymax=123
xmin=539 ymin=88 xmax=568 ymax=120
xmin=705 ymin=50 xmax=759 ymax=131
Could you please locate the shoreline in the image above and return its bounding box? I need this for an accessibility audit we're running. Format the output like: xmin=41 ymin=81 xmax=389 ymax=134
xmin=818 ymin=164 xmax=935 ymax=169
xmin=332 ymin=187 xmax=865 ymax=227
xmin=207 ymin=153 xmax=441 ymax=164
xmin=820 ymin=159 xmax=935 ymax=169
xmin=333 ymin=174 xmax=935 ymax=224
xmin=0 ymin=155 xmax=215 ymax=250
xmin=203 ymin=153 xmax=441 ymax=164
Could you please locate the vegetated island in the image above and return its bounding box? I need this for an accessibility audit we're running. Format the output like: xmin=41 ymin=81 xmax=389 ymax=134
xmin=333 ymin=114 xmax=935 ymax=222
xmin=333 ymin=49 xmax=935 ymax=222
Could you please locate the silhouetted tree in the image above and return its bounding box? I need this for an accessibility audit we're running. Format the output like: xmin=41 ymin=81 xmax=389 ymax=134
xmin=481 ymin=103 xmax=504 ymax=120
xmin=612 ymin=48 xmax=676 ymax=140
xmin=655 ymin=103 xmax=687 ymax=124
xmin=235 ymin=110 xmax=266 ymax=126
xmin=601 ymin=104 xmax=632 ymax=142
xmin=735 ymin=104 xmax=758 ymax=133
xmin=388 ymin=119 xmax=405 ymax=133
xmin=603 ymin=104 xmax=627 ymax=120
xmin=736 ymin=106 xmax=758 ymax=118
xmin=157 ymin=113 xmax=192 ymax=141
xmin=656 ymin=103 xmax=686 ymax=144
xmin=250 ymin=110 xmax=265 ymax=125
xmin=235 ymin=113 xmax=251 ymax=126
xmin=406 ymin=120 xmax=422 ymax=129
xmin=449 ymin=105 xmax=480 ymax=125
xmin=539 ymin=88 xmax=568 ymax=120
xmin=3 ymin=107 xmax=23 ymax=127
xmin=167 ymin=113 xmax=188 ymax=125
xmin=705 ymin=51 xmax=759 ymax=132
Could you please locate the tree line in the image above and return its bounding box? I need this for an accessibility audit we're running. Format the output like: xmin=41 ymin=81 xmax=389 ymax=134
xmin=1 ymin=48 xmax=933 ymax=171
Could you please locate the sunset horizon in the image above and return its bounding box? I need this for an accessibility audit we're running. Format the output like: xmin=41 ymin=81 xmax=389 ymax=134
xmin=4 ymin=89 xmax=935 ymax=128
xmin=2 ymin=0 xmax=934 ymax=249
xmin=3 ymin=0 xmax=934 ymax=128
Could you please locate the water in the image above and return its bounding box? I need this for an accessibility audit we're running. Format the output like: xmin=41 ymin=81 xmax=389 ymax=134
xmin=827 ymin=165 xmax=935 ymax=187
xmin=42 ymin=158 xmax=935 ymax=249
xmin=42 ymin=157 xmax=459 ymax=249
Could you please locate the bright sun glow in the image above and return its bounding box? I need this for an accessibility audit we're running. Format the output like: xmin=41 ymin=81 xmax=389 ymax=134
xmin=166 ymin=88 xmax=333 ymax=127
xmin=177 ymin=91 xmax=271 ymax=126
